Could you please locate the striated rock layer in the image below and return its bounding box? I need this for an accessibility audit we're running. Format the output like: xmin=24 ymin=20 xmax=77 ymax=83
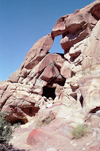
xmin=0 ymin=0 xmax=100 ymax=150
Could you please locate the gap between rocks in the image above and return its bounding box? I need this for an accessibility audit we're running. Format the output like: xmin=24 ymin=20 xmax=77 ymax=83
xmin=49 ymin=35 xmax=64 ymax=54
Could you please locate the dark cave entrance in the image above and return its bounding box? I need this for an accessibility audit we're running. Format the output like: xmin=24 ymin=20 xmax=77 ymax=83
xmin=42 ymin=86 xmax=56 ymax=100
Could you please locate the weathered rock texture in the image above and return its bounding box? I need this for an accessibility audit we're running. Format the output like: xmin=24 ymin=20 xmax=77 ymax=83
xmin=1 ymin=0 xmax=100 ymax=150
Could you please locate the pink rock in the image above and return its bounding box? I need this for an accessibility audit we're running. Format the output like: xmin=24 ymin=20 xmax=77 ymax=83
xmin=9 ymin=69 xmax=21 ymax=83
xmin=37 ymin=53 xmax=64 ymax=74
xmin=51 ymin=15 xmax=68 ymax=38
xmin=61 ymin=27 xmax=91 ymax=52
xmin=79 ymin=75 xmax=100 ymax=113
xmin=27 ymin=128 xmax=43 ymax=145
xmin=52 ymin=1 xmax=100 ymax=52
xmin=27 ymin=53 xmax=65 ymax=86
xmin=23 ymin=34 xmax=53 ymax=69
xmin=0 ymin=2 xmax=100 ymax=151
xmin=61 ymin=61 xmax=72 ymax=79
xmin=90 ymin=2 xmax=100 ymax=20
xmin=0 ymin=81 xmax=8 ymax=97
xmin=3 ymin=106 xmax=28 ymax=124
xmin=0 ymin=83 xmax=16 ymax=108
xmin=82 ymin=20 xmax=100 ymax=69
xmin=0 ymin=81 xmax=40 ymax=124
xmin=27 ymin=118 xmax=71 ymax=151
xmin=40 ymin=64 xmax=59 ymax=82
xmin=88 ymin=141 xmax=100 ymax=151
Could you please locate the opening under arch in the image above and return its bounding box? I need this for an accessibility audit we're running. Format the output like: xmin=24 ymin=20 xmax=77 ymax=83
xmin=49 ymin=35 xmax=64 ymax=54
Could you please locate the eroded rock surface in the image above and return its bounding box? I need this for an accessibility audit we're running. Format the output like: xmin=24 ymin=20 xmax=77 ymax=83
xmin=1 ymin=0 xmax=100 ymax=151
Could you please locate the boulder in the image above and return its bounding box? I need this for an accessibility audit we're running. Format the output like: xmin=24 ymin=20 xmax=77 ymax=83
xmin=23 ymin=34 xmax=53 ymax=69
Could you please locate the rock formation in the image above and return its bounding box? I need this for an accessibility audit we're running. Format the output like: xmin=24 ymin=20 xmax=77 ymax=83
xmin=0 ymin=0 xmax=100 ymax=150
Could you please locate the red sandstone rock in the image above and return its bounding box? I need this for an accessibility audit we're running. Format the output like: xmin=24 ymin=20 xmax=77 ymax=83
xmin=0 ymin=1 xmax=100 ymax=150
xmin=22 ymin=53 xmax=65 ymax=89
xmin=82 ymin=20 xmax=100 ymax=69
xmin=51 ymin=15 xmax=68 ymax=38
xmin=9 ymin=69 xmax=21 ymax=83
xmin=78 ymin=75 xmax=100 ymax=114
xmin=0 ymin=81 xmax=40 ymax=124
xmin=61 ymin=61 xmax=72 ymax=79
xmin=52 ymin=0 xmax=100 ymax=52
xmin=40 ymin=64 xmax=59 ymax=82
xmin=23 ymin=34 xmax=53 ymax=69
xmin=36 ymin=53 xmax=64 ymax=74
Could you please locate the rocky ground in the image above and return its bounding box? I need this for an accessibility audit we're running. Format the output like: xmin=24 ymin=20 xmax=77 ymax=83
xmin=0 ymin=0 xmax=100 ymax=150
xmin=10 ymin=115 xmax=100 ymax=151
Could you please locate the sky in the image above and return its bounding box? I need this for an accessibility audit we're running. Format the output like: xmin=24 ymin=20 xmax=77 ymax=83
xmin=0 ymin=0 xmax=94 ymax=81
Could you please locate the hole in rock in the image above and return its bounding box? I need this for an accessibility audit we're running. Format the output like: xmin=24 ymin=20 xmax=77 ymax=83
xmin=80 ymin=95 xmax=84 ymax=107
xmin=42 ymin=86 xmax=56 ymax=100
xmin=49 ymin=35 xmax=64 ymax=54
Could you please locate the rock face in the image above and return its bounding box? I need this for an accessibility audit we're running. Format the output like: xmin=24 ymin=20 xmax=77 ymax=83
xmin=1 ymin=0 xmax=100 ymax=150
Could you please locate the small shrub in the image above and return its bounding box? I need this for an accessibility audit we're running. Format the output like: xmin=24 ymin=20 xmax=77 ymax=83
xmin=42 ymin=116 xmax=53 ymax=126
xmin=71 ymin=124 xmax=90 ymax=139
xmin=0 ymin=110 xmax=13 ymax=150
xmin=13 ymin=122 xmax=21 ymax=129
xmin=35 ymin=118 xmax=43 ymax=128
xmin=50 ymin=61 xmax=54 ymax=68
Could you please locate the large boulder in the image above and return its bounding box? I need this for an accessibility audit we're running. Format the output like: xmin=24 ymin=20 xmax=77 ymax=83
xmin=23 ymin=34 xmax=54 ymax=69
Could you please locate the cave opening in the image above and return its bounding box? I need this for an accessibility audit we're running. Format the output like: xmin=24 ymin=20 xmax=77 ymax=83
xmin=42 ymin=86 xmax=56 ymax=100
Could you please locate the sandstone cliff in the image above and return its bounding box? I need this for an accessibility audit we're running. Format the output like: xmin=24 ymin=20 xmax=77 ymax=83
xmin=0 ymin=1 xmax=100 ymax=151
